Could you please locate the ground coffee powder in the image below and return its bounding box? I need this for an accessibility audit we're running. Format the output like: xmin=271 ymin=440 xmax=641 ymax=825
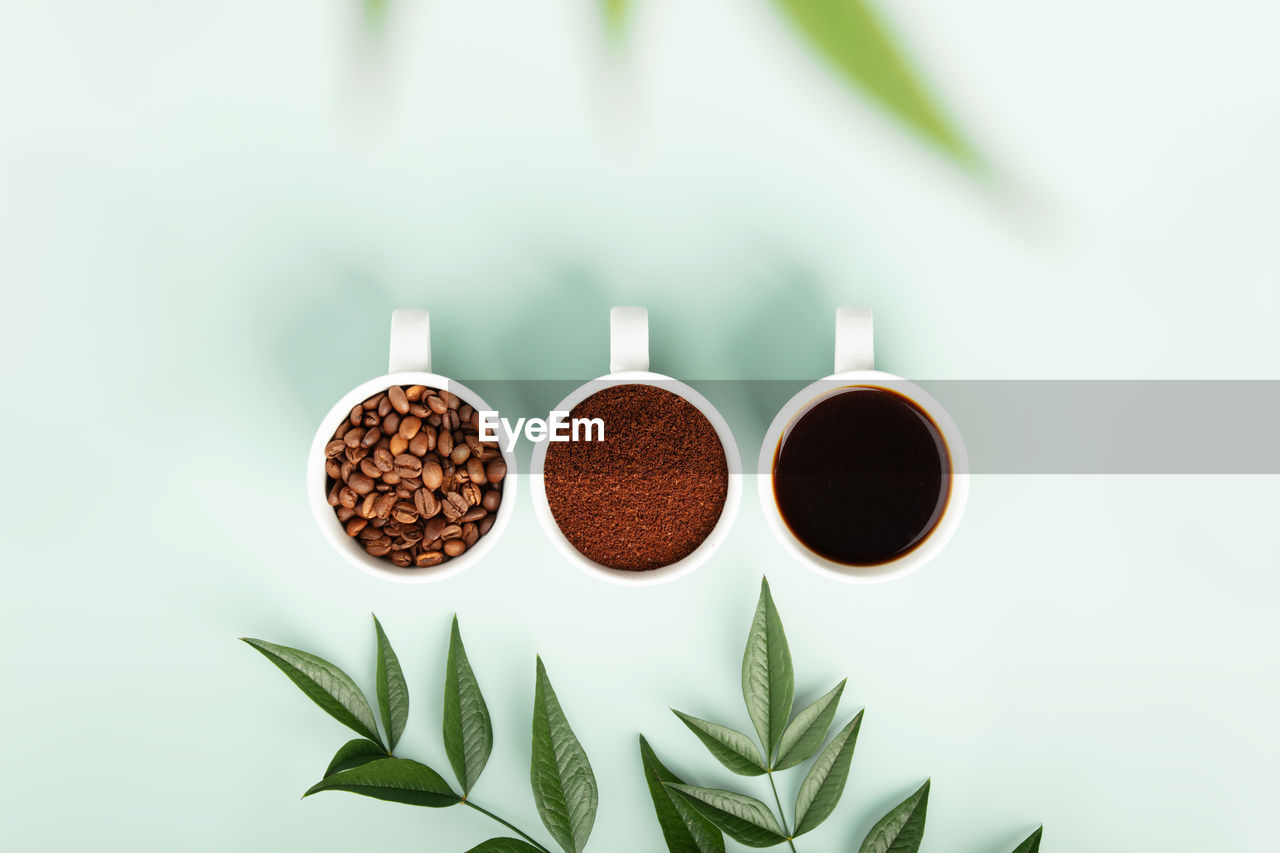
xmin=543 ymin=383 xmax=729 ymax=571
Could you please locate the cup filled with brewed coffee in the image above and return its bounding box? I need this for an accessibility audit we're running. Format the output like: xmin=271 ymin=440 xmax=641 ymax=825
xmin=530 ymin=307 xmax=742 ymax=585
xmin=308 ymin=309 xmax=518 ymax=583
xmin=758 ymin=307 xmax=967 ymax=582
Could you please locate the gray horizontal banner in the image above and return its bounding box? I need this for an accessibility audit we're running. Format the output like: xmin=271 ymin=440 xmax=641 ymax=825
xmin=438 ymin=380 xmax=1280 ymax=475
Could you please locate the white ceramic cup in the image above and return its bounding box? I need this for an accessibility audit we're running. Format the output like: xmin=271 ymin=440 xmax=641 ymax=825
xmin=530 ymin=307 xmax=742 ymax=586
xmin=308 ymin=309 xmax=518 ymax=583
xmin=758 ymin=307 xmax=968 ymax=583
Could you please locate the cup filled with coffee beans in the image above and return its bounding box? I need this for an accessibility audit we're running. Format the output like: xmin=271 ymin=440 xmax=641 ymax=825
xmin=308 ymin=309 xmax=516 ymax=583
xmin=759 ymin=307 xmax=968 ymax=583
xmin=530 ymin=307 xmax=742 ymax=586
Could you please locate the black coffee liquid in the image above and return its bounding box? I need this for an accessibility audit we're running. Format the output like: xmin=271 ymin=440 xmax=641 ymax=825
xmin=773 ymin=387 xmax=951 ymax=565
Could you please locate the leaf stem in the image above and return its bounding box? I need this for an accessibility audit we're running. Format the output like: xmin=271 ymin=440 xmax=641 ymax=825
xmin=463 ymin=800 xmax=552 ymax=853
xmin=767 ymin=770 xmax=798 ymax=852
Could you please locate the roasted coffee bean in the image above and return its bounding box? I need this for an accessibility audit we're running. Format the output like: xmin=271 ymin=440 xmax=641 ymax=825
xmin=363 ymin=393 xmax=385 ymax=410
xmin=359 ymin=457 xmax=382 ymax=479
xmin=363 ymin=411 xmax=379 ymax=427
xmin=462 ymin=522 xmax=479 ymax=547
xmin=486 ymin=459 xmax=507 ymax=484
xmin=414 ymin=488 xmax=440 ymax=519
xmin=384 ymin=520 xmax=404 ymax=538
xmin=382 ymin=411 xmax=401 ymax=435
xmin=361 ymin=427 xmax=382 ymax=448
xmin=442 ymin=410 xmax=460 ymax=432
xmin=440 ymin=524 xmax=463 ymax=541
xmin=409 ymin=402 xmax=430 ymax=417
xmin=335 ymin=420 xmax=351 ymax=439
xmin=344 ymin=427 xmax=366 ymax=448
xmin=392 ymin=502 xmax=419 ymax=524
xmin=358 ymin=494 xmax=378 ymax=519
xmin=378 ymin=396 xmax=392 ymax=417
xmin=443 ymin=539 xmax=466 ymax=557
xmin=460 ymin=404 xmax=473 ymax=423
xmin=399 ymin=525 xmax=423 ymax=544
xmin=339 ymin=487 xmax=358 ymax=509
xmin=344 ymin=445 xmax=367 ymax=464
xmin=421 ymin=459 xmax=444 ymax=490
xmin=375 ymin=482 xmax=391 ymax=492
xmin=383 ymin=471 xmax=402 ymax=485
xmin=408 ymin=430 xmax=433 ymax=456
xmin=398 ymin=415 xmax=421 ymax=440
xmin=392 ymin=453 xmax=422 ymax=477
xmin=396 ymin=484 xmax=414 ymax=500
xmin=389 ymin=434 xmax=409 ymax=455
xmin=424 ymin=395 xmax=446 ymax=415
xmin=349 ymin=404 xmax=362 ymax=425
xmin=482 ymin=489 xmax=501 ymax=512
xmin=424 ymin=516 xmax=446 ymax=542
xmin=390 ymin=550 xmax=413 ymax=567
xmin=373 ymin=493 xmax=396 ymax=519
xmin=348 ymin=471 xmax=376 ymax=495
xmin=325 ymin=439 xmax=347 ymax=458
xmin=326 ymin=459 xmax=342 ymax=479
xmin=373 ymin=448 xmax=394 ymax=472
xmin=451 ymin=444 xmax=471 ymax=466
xmin=415 ymin=550 xmax=444 ymax=568
xmin=426 ymin=412 xmax=443 ymax=428
xmin=327 ymin=482 xmax=343 ymax=506
xmin=336 ymin=505 xmax=356 ymax=523
xmin=442 ymin=491 xmax=468 ymax=522
xmin=466 ymin=457 xmax=486 ymax=484
xmin=388 ymin=385 xmax=410 ymax=414
xmin=478 ymin=514 xmax=495 ymax=536
xmin=437 ymin=429 xmax=454 ymax=457
xmin=345 ymin=517 xmax=367 ymax=537
xmin=406 ymin=385 xmax=426 ymax=402
xmin=460 ymin=507 xmax=487 ymax=524
xmin=441 ymin=391 xmax=460 ymax=410
xmin=365 ymin=539 xmax=393 ymax=558
xmin=340 ymin=460 xmax=354 ymax=481
xmin=461 ymin=482 xmax=483 ymax=507
xmin=358 ymin=524 xmax=381 ymax=541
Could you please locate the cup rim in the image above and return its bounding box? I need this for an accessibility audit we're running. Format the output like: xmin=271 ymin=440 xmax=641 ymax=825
xmin=757 ymin=370 xmax=969 ymax=584
xmin=308 ymin=371 xmax=519 ymax=584
xmin=529 ymin=371 xmax=742 ymax=586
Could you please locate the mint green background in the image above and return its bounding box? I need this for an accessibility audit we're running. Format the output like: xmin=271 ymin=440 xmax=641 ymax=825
xmin=2 ymin=2 xmax=1278 ymax=851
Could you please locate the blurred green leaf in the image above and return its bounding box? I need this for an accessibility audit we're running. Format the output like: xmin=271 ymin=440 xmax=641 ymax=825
xmin=364 ymin=0 xmax=391 ymax=28
xmin=599 ymin=0 xmax=634 ymax=38
xmin=772 ymin=0 xmax=973 ymax=163
xmin=531 ymin=657 xmax=598 ymax=853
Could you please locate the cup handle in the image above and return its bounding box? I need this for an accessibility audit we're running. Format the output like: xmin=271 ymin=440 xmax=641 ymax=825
xmin=389 ymin=309 xmax=431 ymax=373
xmin=834 ymin=306 xmax=874 ymax=373
xmin=610 ymin=306 xmax=649 ymax=374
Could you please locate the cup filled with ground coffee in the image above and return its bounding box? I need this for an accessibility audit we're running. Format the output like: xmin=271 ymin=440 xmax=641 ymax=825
xmin=531 ymin=307 xmax=742 ymax=585
xmin=308 ymin=309 xmax=517 ymax=583
xmin=759 ymin=307 xmax=968 ymax=583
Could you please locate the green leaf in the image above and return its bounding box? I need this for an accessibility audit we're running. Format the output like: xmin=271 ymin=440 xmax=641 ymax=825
xmin=242 ymin=638 xmax=384 ymax=749
xmin=673 ymin=711 xmax=767 ymax=776
xmin=598 ymin=0 xmax=633 ymax=37
xmin=793 ymin=711 xmax=863 ymax=835
xmin=774 ymin=680 xmax=846 ymax=771
xmin=741 ymin=577 xmax=794 ymax=763
xmin=639 ymin=735 xmax=726 ymax=853
xmin=465 ymin=841 xmax=545 ymax=853
xmin=771 ymin=0 xmax=973 ymax=164
xmin=665 ymin=784 xmax=788 ymax=848
xmin=1011 ymin=826 xmax=1043 ymax=853
xmin=304 ymin=757 xmax=459 ymax=808
xmin=325 ymin=738 xmax=387 ymax=777
xmin=443 ymin=616 xmax=493 ymax=795
xmin=373 ymin=615 xmax=409 ymax=753
xmin=858 ymin=779 xmax=930 ymax=853
xmin=531 ymin=657 xmax=598 ymax=853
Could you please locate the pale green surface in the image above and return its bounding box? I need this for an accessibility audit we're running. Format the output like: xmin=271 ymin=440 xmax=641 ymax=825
xmin=2 ymin=2 xmax=1279 ymax=851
